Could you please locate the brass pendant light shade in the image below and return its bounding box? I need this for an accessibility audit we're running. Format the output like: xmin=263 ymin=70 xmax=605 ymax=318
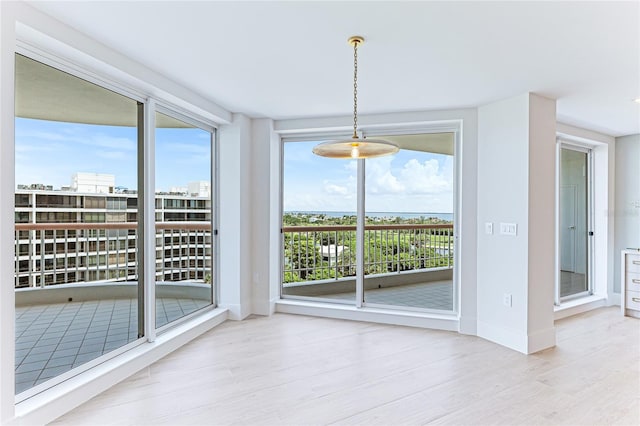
xmin=312 ymin=138 xmax=399 ymax=159
xmin=312 ymin=36 xmax=399 ymax=159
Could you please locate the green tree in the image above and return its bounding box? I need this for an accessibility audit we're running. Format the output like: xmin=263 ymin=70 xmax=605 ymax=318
xmin=283 ymin=234 xmax=323 ymax=280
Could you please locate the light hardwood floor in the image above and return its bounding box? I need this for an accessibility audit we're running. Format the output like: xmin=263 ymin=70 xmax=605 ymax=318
xmin=52 ymin=307 xmax=639 ymax=425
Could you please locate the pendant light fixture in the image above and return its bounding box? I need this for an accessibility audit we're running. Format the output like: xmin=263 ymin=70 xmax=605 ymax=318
xmin=312 ymin=36 xmax=399 ymax=159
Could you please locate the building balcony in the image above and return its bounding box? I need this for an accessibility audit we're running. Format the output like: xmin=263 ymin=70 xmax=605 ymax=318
xmin=282 ymin=223 xmax=454 ymax=310
xmin=15 ymin=281 xmax=211 ymax=395
xmin=13 ymin=221 xmax=214 ymax=395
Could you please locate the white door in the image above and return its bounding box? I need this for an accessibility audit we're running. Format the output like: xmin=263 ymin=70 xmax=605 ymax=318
xmin=560 ymin=185 xmax=577 ymax=272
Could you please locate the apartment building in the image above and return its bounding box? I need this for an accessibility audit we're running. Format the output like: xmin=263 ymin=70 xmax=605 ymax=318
xmin=14 ymin=175 xmax=212 ymax=289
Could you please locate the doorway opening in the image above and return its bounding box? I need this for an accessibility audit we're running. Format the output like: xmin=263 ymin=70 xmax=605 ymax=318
xmin=558 ymin=144 xmax=593 ymax=303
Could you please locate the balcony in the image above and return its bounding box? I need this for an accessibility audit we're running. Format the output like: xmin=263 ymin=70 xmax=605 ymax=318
xmin=13 ymin=222 xmax=213 ymax=395
xmin=13 ymin=221 xmax=453 ymax=394
xmin=282 ymin=223 xmax=454 ymax=310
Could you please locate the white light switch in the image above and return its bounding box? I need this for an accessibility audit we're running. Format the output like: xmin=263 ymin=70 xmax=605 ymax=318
xmin=500 ymin=223 xmax=517 ymax=236
xmin=503 ymin=293 xmax=512 ymax=307
xmin=485 ymin=222 xmax=493 ymax=235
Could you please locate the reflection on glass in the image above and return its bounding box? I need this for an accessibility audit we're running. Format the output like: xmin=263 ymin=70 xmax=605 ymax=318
xmin=154 ymin=112 xmax=213 ymax=327
xmin=14 ymin=54 xmax=139 ymax=394
xmin=559 ymin=148 xmax=589 ymax=298
xmin=281 ymin=141 xmax=356 ymax=303
xmin=363 ymin=135 xmax=455 ymax=311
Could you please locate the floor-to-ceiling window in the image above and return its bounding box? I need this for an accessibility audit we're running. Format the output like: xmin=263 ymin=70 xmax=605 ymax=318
xmin=558 ymin=145 xmax=592 ymax=301
xmin=14 ymin=54 xmax=142 ymax=395
xmin=155 ymin=111 xmax=215 ymax=327
xmin=281 ymin=133 xmax=455 ymax=312
xmin=13 ymin=54 xmax=218 ymax=397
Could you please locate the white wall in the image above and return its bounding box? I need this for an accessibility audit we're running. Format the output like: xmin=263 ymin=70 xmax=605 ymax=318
xmin=250 ymin=118 xmax=280 ymax=315
xmin=0 ymin=3 xmax=17 ymax=422
xmin=614 ymin=134 xmax=640 ymax=292
xmin=477 ymin=93 xmax=556 ymax=354
xmin=527 ymin=94 xmax=557 ymax=345
xmin=218 ymin=114 xmax=253 ymax=320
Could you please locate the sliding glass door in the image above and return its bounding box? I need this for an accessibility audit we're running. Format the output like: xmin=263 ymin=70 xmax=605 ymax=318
xmin=281 ymin=132 xmax=456 ymax=313
xmin=558 ymin=145 xmax=592 ymax=301
xmin=14 ymin=54 xmax=142 ymax=395
xmin=13 ymin=53 xmax=218 ymax=397
xmin=154 ymin=112 xmax=215 ymax=327
xmin=363 ymin=134 xmax=454 ymax=311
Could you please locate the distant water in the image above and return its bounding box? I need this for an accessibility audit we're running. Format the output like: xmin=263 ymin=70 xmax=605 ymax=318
xmin=287 ymin=211 xmax=454 ymax=222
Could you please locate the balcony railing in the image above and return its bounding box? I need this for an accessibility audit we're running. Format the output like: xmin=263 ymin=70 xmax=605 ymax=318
xmin=282 ymin=223 xmax=454 ymax=283
xmin=14 ymin=222 xmax=212 ymax=288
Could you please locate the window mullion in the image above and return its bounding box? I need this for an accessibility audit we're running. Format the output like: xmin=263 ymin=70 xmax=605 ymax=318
xmin=141 ymin=99 xmax=156 ymax=341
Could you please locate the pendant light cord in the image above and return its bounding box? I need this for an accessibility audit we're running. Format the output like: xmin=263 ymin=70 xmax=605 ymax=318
xmin=352 ymin=40 xmax=359 ymax=139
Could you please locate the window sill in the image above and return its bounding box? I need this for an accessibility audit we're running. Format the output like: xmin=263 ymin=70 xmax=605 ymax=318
xmin=275 ymin=299 xmax=459 ymax=331
xmin=554 ymin=294 xmax=607 ymax=320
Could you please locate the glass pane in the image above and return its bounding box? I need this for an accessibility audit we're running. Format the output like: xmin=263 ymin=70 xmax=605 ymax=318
xmin=559 ymin=148 xmax=589 ymax=297
xmin=363 ymin=134 xmax=455 ymax=311
xmin=14 ymin=54 xmax=140 ymax=394
xmin=155 ymin=112 xmax=213 ymax=327
xmin=281 ymin=141 xmax=356 ymax=303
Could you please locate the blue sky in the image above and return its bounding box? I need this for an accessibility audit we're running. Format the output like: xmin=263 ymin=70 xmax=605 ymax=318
xmin=16 ymin=118 xmax=453 ymax=213
xmin=284 ymin=141 xmax=454 ymax=213
xmin=15 ymin=117 xmax=211 ymax=192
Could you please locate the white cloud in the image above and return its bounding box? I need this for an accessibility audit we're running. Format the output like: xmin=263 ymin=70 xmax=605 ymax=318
xmin=366 ymin=157 xmax=405 ymax=194
xmin=17 ymin=127 xmax=136 ymax=152
xmin=283 ymin=141 xmax=455 ymax=213
xmin=399 ymin=158 xmax=452 ymax=194
xmin=323 ymin=182 xmax=349 ymax=195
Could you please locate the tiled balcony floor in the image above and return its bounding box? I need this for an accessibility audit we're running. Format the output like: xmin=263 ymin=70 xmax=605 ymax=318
xmin=322 ymin=280 xmax=453 ymax=310
xmin=15 ymin=297 xmax=210 ymax=394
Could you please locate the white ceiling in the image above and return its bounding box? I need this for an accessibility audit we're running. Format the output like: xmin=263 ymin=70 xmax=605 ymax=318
xmin=27 ymin=1 xmax=640 ymax=137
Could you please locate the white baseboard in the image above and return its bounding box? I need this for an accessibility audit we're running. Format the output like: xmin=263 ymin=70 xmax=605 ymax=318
xmin=219 ymin=303 xmax=250 ymax=320
xmin=527 ymin=326 xmax=557 ymax=353
xmin=458 ymin=315 xmax=478 ymax=335
xmin=477 ymin=320 xmax=528 ymax=354
xmin=477 ymin=321 xmax=555 ymax=354
xmin=607 ymin=292 xmax=621 ymax=307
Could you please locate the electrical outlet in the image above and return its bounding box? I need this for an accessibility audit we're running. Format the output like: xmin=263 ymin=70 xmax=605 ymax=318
xmin=503 ymin=293 xmax=512 ymax=307
xmin=485 ymin=222 xmax=493 ymax=235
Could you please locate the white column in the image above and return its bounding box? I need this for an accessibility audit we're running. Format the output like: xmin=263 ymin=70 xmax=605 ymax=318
xmin=218 ymin=114 xmax=253 ymax=320
xmin=250 ymin=118 xmax=279 ymax=315
xmin=458 ymin=112 xmax=479 ymax=335
xmin=477 ymin=93 xmax=557 ymax=354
